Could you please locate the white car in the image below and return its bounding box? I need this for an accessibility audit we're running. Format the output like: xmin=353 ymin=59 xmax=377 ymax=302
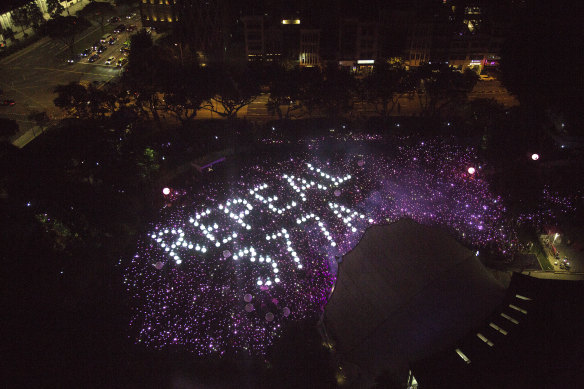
xmin=105 ymin=56 xmax=116 ymax=66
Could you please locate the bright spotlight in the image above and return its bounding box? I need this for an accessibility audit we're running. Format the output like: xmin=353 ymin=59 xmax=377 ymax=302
xmin=531 ymin=153 xmax=539 ymax=161
xmin=162 ymin=187 xmax=171 ymax=195
xmin=467 ymin=167 xmax=476 ymax=175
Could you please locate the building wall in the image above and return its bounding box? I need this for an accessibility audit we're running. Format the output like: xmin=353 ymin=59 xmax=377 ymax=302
xmin=406 ymin=22 xmax=432 ymax=67
xmin=299 ymin=29 xmax=319 ymax=67
xmin=140 ymin=0 xmax=175 ymax=26
xmin=242 ymin=15 xmax=318 ymax=66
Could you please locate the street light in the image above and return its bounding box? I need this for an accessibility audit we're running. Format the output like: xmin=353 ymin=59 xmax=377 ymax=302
xmin=531 ymin=153 xmax=539 ymax=161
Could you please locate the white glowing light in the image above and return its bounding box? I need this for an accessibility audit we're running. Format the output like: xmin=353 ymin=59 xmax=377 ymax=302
xmin=468 ymin=167 xmax=476 ymax=175
xmin=162 ymin=187 xmax=170 ymax=195
xmin=531 ymin=153 xmax=539 ymax=161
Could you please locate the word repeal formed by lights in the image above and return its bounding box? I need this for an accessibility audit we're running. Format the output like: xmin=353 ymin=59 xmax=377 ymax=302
xmin=125 ymin=139 xmax=572 ymax=356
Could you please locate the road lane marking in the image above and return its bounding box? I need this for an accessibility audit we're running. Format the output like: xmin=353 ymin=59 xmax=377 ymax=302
xmin=33 ymin=67 xmax=117 ymax=77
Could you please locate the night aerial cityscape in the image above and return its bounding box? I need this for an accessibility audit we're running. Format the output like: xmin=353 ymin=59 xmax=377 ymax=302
xmin=2 ymin=0 xmax=584 ymax=388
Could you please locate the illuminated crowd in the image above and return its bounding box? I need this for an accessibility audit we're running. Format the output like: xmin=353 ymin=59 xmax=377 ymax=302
xmin=124 ymin=137 xmax=574 ymax=356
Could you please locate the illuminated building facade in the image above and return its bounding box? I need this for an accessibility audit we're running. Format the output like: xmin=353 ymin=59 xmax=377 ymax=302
xmin=337 ymin=19 xmax=380 ymax=73
xmin=403 ymin=1 xmax=505 ymax=73
xmin=242 ymin=14 xmax=319 ymax=67
xmin=139 ymin=0 xmax=229 ymax=59
xmin=139 ymin=0 xmax=176 ymax=26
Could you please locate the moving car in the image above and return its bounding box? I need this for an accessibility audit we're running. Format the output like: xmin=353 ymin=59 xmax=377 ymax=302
xmin=113 ymin=24 xmax=126 ymax=33
xmin=479 ymin=74 xmax=495 ymax=81
xmin=1 ymin=99 xmax=16 ymax=106
xmin=105 ymin=56 xmax=116 ymax=65
xmin=116 ymin=58 xmax=128 ymax=68
xmin=120 ymin=47 xmax=130 ymax=55
xmin=67 ymin=54 xmax=81 ymax=64
xmin=125 ymin=12 xmax=136 ymax=19
xmin=127 ymin=24 xmax=137 ymax=32
xmin=109 ymin=16 xmax=120 ymax=23
xmin=88 ymin=54 xmax=100 ymax=63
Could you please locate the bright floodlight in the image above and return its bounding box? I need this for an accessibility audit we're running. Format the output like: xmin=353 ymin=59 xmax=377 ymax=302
xmin=467 ymin=167 xmax=476 ymax=175
xmin=531 ymin=153 xmax=539 ymax=161
xmin=162 ymin=187 xmax=171 ymax=195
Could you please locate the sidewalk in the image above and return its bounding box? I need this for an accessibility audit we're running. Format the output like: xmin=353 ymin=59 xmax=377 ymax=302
xmin=12 ymin=125 xmax=47 ymax=148
xmin=522 ymin=270 xmax=584 ymax=280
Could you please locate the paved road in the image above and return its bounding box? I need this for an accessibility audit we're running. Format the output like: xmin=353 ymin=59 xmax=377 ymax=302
xmin=0 ymin=14 xmax=143 ymax=139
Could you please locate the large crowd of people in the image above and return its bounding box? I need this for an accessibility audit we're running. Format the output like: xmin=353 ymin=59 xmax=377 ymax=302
xmin=124 ymin=136 xmax=575 ymax=356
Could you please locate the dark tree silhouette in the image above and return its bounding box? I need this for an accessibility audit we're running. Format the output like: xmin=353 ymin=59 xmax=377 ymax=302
xmin=46 ymin=0 xmax=66 ymax=18
xmin=266 ymin=66 xmax=303 ymax=121
xmin=0 ymin=118 xmax=19 ymax=140
xmin=413 ymin=64 xmax=477 ymax=118
xmin=53 ymin=82 xmax=90 ymax=118
xmin=45 ymin=16 xmax=88 ymax=54
xmin=203 ymin=64 xmax=260 ymax=119
xmin=78 ymin=1 xmax=115 ymax=33
xmin=361 ymin=62 xmax=412 ymax=119
xmin=499 ymin=0 xmax=584 ymax=136
xmin=11 ymin=7 xmax=31 ymax=37
xmin=25 ymin=3 xmax=44 ymax=30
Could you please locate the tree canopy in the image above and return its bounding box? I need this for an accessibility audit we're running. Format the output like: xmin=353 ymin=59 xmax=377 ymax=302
xmin=0 ymin=118 xmax=19 ymax=140
xmin=500 ymin=0 xmax=584 ymax=135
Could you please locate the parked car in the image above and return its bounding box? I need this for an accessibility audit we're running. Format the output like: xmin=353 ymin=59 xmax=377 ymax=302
xmin=479 ymin=74 xmax=495 ymax=81
xmin=127 ymin=24 xmax=137 ymax=32
xmin=81 ymin=48 xmax=93 ymax=57
xmin=105 ymin=56 xmax=116 ymax=65
xmin=120 ymin=47 xmax=130 ymax=55
xmin=91 ymin=40 xmax=100 ymax=50
xmin=116 ymin=58 xmax=128 ymax=68
xmin=109 ymin=16 xmax=120 ymax=23
xmin=97 ymin=45 xmax=107 ymax=54
xmin=1 ymin=99 xmax=16 ymax=106
xmin=113 ymin=24 xmax=126 ymax=33
xmin=108 ymin=36 xmax=118 ymax=45
xmin=88 ymin=54 xmax=100 ymax=63
xmin=125 ymin=12 xmax=136 ymax=19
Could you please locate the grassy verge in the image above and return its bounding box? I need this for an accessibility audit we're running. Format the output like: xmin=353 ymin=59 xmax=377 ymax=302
xmin=532 ymin=239 xmax=554 ymax=271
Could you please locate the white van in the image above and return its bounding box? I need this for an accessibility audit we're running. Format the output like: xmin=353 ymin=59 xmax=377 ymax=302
xmin=100 ymin=33 xmax=112 ymax=43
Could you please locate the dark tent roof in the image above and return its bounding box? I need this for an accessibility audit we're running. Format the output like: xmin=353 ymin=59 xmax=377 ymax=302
xmin=322 ymin=219 xmax=506 ymax=384
xmin=412 ymin=273 xmax=584 ymax=388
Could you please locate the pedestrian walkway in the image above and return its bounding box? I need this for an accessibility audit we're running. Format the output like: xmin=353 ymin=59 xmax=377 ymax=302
xmin=522 ymin=270 xmax=584 ymax=280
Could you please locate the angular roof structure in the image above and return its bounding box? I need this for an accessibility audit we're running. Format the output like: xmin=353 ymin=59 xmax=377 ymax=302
xmin=322 ymin=219 xmax=506 ymax=385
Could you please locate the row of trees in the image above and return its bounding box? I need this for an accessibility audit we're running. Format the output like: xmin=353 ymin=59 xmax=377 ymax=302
xmin=52 ymin=31 xmax=479 ymax=127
